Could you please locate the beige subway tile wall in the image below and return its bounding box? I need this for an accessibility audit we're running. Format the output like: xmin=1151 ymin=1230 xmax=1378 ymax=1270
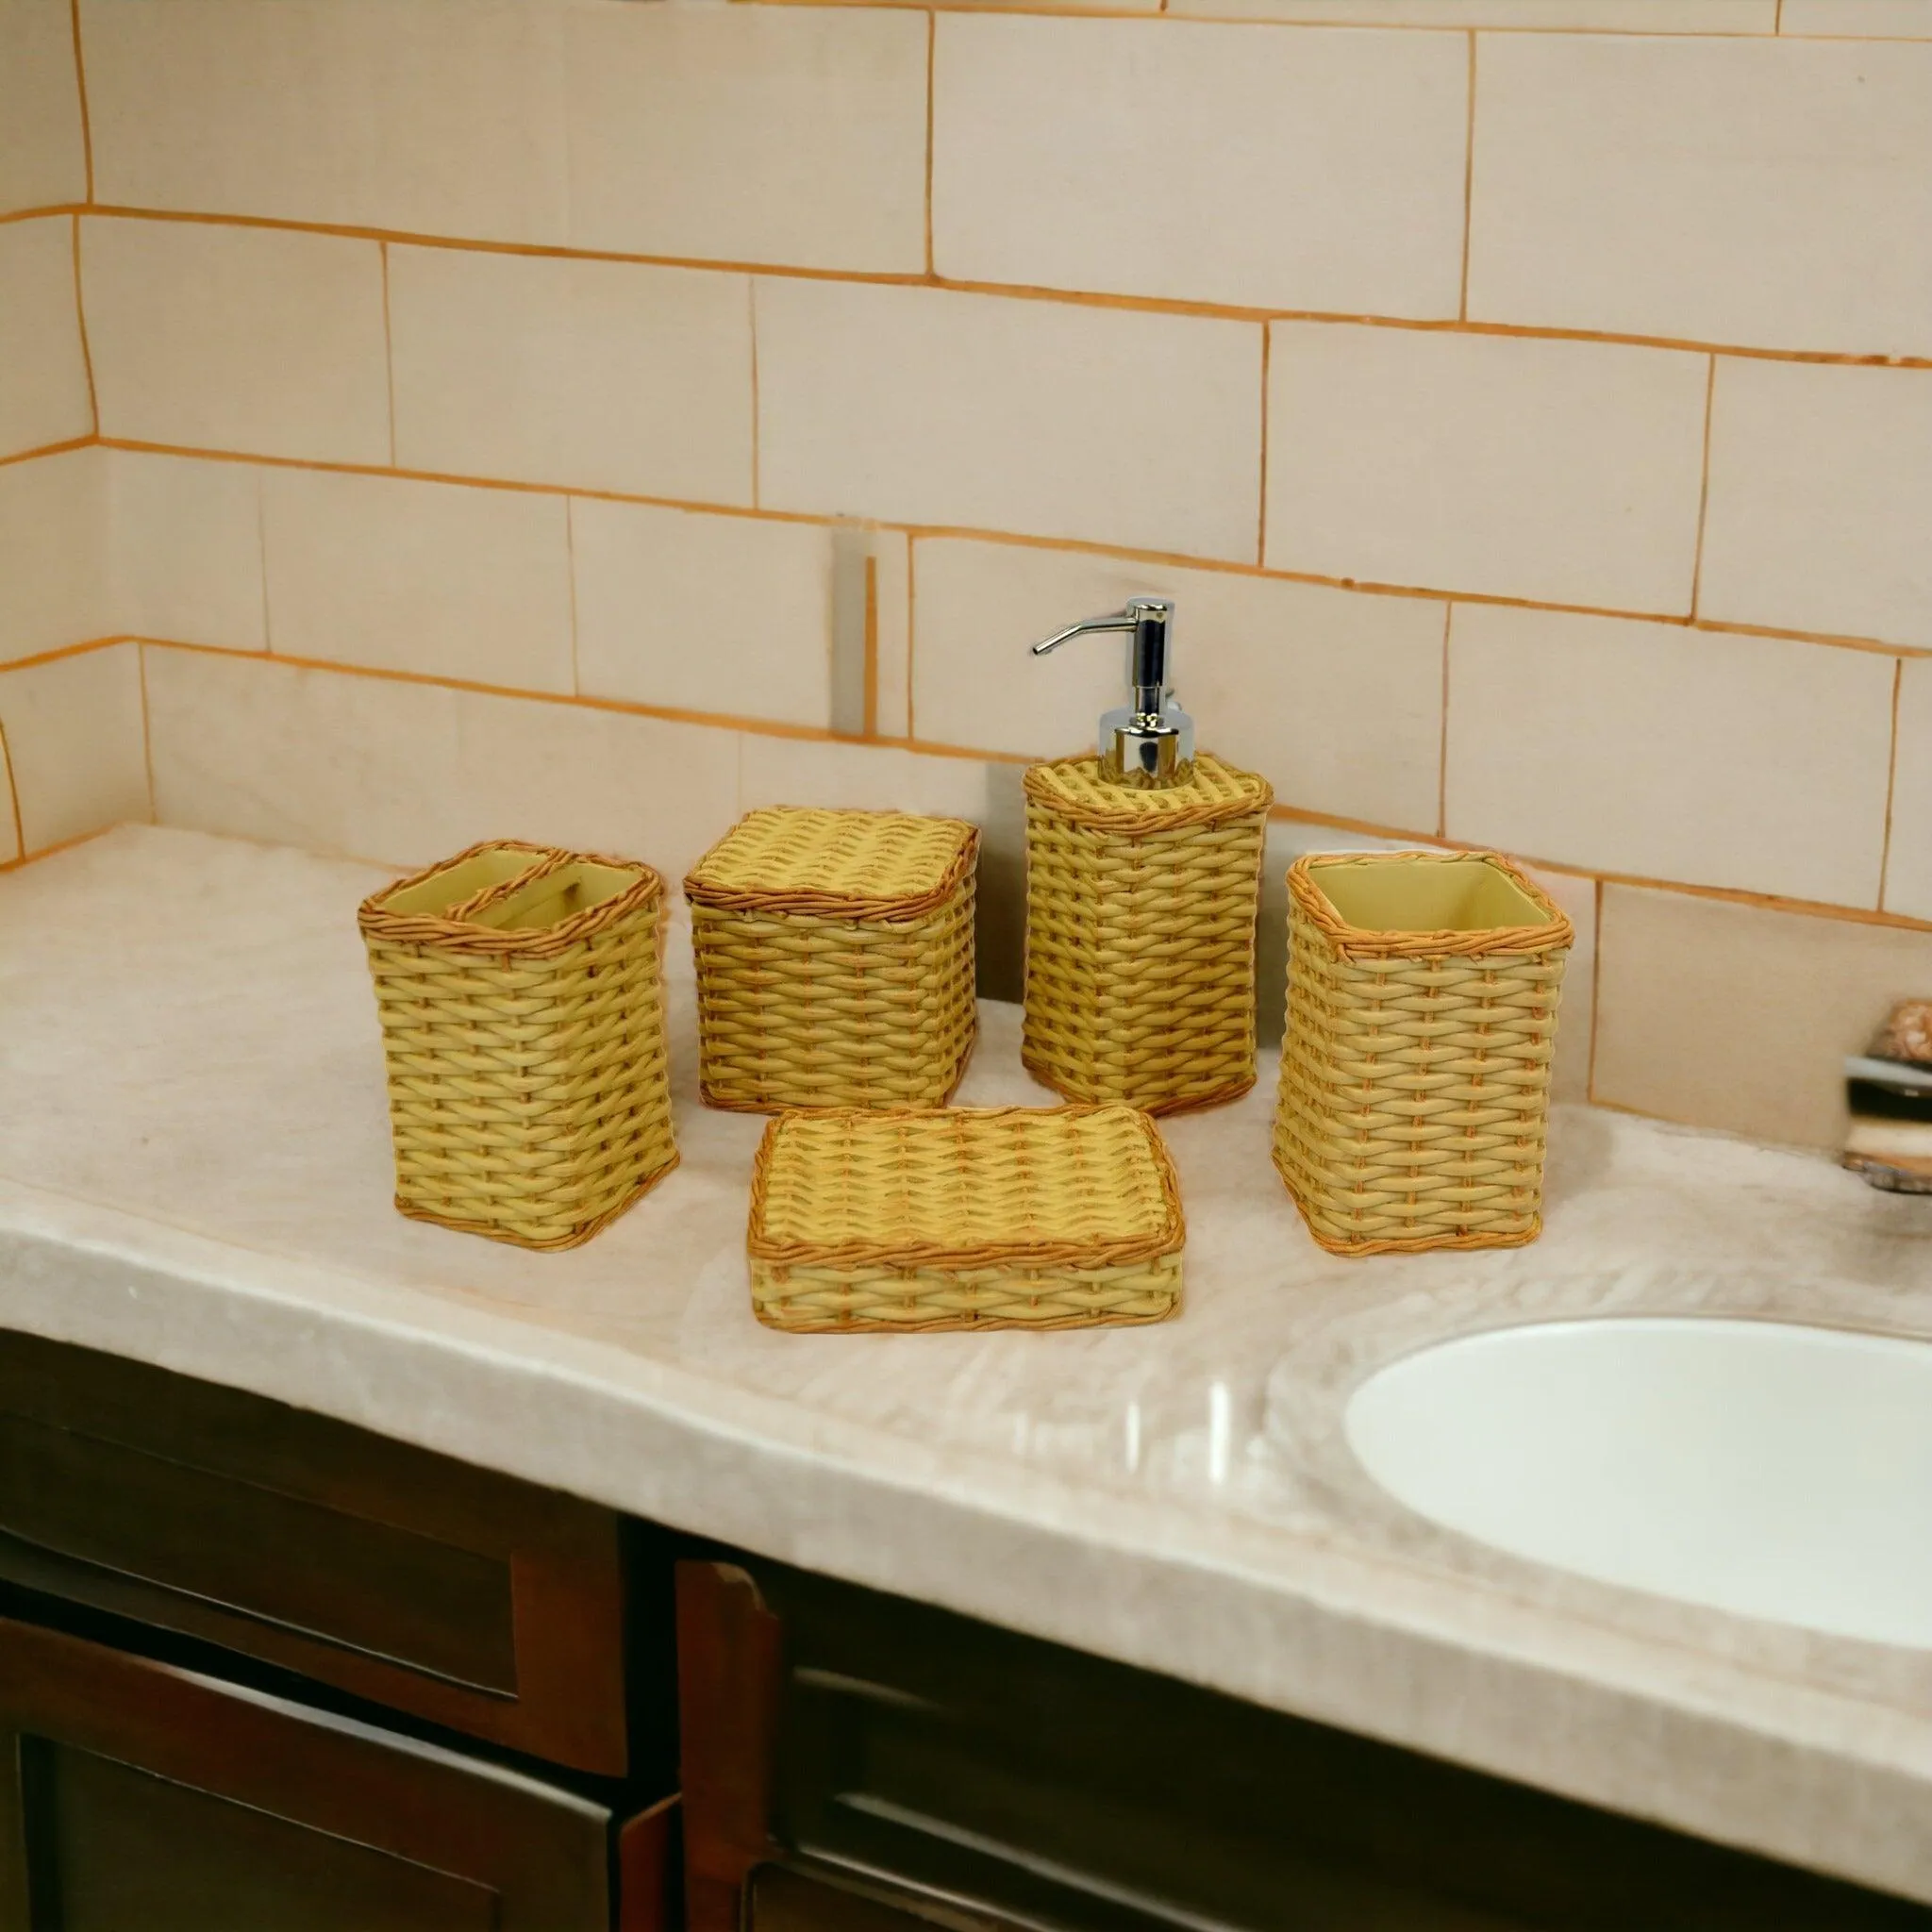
xmin=0 ymin=0 xmax=86 ymax=213
xmin=565 ymin=6 xmax=927 ymax=273
xmin=388 ymin=247 xmax=755 ymax=505
xmin=0 ymin=451 xmax=103 ymax=663
xmin=932 ymin=16 xmax=1466 ymax=316
xmin=1443 ymin=604 xmax=1894 ymax=908
xmin=1265 ymin=325 xmax=1707 ymax=611
xmin=1883 ymin=660 xmax=1932 ymax=924
xmin=81 ymin=0 xmax=569 ymax=243
xmin=756 ymin=279 xmax=1263 ymax=559
xmin=572 ymin=498 xmax=836 ymax=729
xmin=1594 ymin=885 xmax=1932 ymax=1149
xmin=143 ymin=648 xmax=740 ymax=883
xmin=1698 ymin=359 xmax=1932 ymax=650
xmin=0 ymin=644 xmax=149 ymax=853
xmin=0 ymin=218 xmax=92 ymax=458
xmin=1468 ymin=33 xmax=1932 ymax=356
xmin=910 ymin=537 xmax=1444 ymax=832
xmin=1779 ymin=0 xmax=1932 ymax=32
xmin=81 ymin=219 xmax=391 ymax=466
xmin=6 ymin=0 xmax=1925 ymax=1154
xmin=107 ymin=451 xmax=264 ymax=654
xmin=261 ymin=469 xmax=574 ymax=691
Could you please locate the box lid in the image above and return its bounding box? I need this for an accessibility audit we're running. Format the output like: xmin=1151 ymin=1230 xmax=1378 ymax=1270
xmin=748 ymin=1105 xmax=1185 ymax=1271
xmin=684 ymin=808 xmax=978 ymax=919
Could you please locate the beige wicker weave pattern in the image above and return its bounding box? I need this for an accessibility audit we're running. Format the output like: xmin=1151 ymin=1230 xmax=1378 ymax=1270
xmin=1273 ymin=850 xmax=1572 ymax=1257
xmin=359 ymin=840 xmax=677 ymax=1251
xmin=748 ymin=1105 xmax=1185 ymax=1332
xmin=1022 ymin=753 xmax=1273 ymax=1117
xmin=686 ymin=808 xmax=978 ymax=1113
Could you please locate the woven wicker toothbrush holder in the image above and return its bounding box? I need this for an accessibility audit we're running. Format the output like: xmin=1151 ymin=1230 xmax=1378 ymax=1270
xmin=358 ymin=839 xmax=677 ymax=1251
xmin=1023 ymin=751 xmax=1274 ymax=1116
xmin=1274 ymin=849 xmax=1573 ymax=1257
xmin=683 ymin=806 xmax=978 ymax=1114
xmin=747 ymin=1103 xmax=1185 ymax=1333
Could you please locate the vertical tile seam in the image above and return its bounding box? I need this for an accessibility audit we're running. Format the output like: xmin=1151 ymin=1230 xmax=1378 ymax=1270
xmin=748 ymin=278 xmax=761 ymax=510
xmin=1457 ymin=31 xmax=1475 ymax=324
xmin=924 ymin=11 xmax=937 ymax=277
xmin=1585 ymin=875 xmax=1605 ymax=1104
xmin=256 ymin=475 xmax=273 ymax=652
xmin=67 ymin=0 xmax=93 ymax=205
xmin=1436 ymin=602 xmax=1453 ymax=840
xmin=1878 ymin=656 xmax=1903 ymax=910
xmin=1255 ymin=325 xmax=1271 ymax=566
xmin=379 ymin=242 xmax=397 ymax=468
xmin=135 ymin=638 xmax=157 ymax=824
xmin=1688 ymin=354 xmax=1717 ymax=619
xmin=566 ymin=495 xmax=582 ymax=699
xmin=906 ymin=538 xmax=920 ymax=741
xmin=0 ymin=714 xmax=23 ymax=861
xmin=862 ymin=552 xmax=880 ymax=737
xmin=70 ymin=213 xmax=98 ymax=436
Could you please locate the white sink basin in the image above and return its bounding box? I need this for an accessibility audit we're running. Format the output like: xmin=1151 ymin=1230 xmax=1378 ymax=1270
xmin=1345 ymin=1317 xmax=1932 ymax=1650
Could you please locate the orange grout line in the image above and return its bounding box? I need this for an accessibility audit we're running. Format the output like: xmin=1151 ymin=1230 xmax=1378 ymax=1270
xmin=0 ymin=824 xmax=119 ymax=876
xmin=139 ymin=636 xmax=879 ymax=746
xmin=1689 ymin=354 xmax=1717 ymax=619
xmin=1878 ymin=657 xmax=1903 ymax=910
xmin=0 ymin=715 xmax=23 ymax=863
xmin=862 ymin=553 xmax=880 ymax=738
xmin=93 ymin=434 xmax=1932 ymax=665
xmin=379 ymin=242 xmax=397 ymax=467
xmin=1436 ymin=603 xmax=1453 ymax=840
xmin=746 ymin=0 xmax=1792 ymax=32
xmin=255 ymin=475 xmax=272 ymax=647
xmin=70 ymin=214 xmax=98 ymax=435
xmin=74 ymin=206 xmax=1932 ymax=372
xmin=924 ymin=12 xmax=937 ymax=278
xmin=564 ymin=496 xmax=581 ymax=697
xmin=136 ymin=640 xmax=157 ymax=823
xmin=1255 ymin=325 xmax=1271 ymax=566
xmin=1585 ymin=875 xmax=1605 ymax=1106
xmin=1457 ymin=32 xmax=1475 ymax=325
xmin=67 ymin=0 xmax=92 ymax=205
xmin=131 ymin=634 xmax=1932 ymax=940
xmin=747 ymin=279 xmax=761 ymax=510
xmin=906 ymin=539 xmax=920 ymax=742
xmin=0 ymin=204 xmax=88 ymax=227
xmin=0 ymin=635 xmax=133 ymax=674
xmin=0 ymin=435 xmax=94 ymax=471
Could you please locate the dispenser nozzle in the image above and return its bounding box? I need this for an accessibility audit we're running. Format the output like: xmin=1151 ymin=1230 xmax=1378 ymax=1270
xmin=1028 ymin=596 xmax=1194 ymax=787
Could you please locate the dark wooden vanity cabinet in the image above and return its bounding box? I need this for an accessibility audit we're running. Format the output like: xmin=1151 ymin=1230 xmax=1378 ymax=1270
xmin=677 ymin=1559 xmax=1932 ymax=1932
xmin=0 ymin=1333 xmax=675 ymax=1932
xmin=5 ymin=1331 xmax=1931 ymax=1932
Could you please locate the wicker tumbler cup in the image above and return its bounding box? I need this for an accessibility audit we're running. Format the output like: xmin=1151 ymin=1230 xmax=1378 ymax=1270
xmin=358 ymin=840 xmax=677 ymax=1250
xmin=684 ymin=807 xmax=978 ymax=1113
xmin=1023 ymin=752 xmax=1273 ymax=1116
xmin=1274 ymin=850 xmax=1572 ymax=1256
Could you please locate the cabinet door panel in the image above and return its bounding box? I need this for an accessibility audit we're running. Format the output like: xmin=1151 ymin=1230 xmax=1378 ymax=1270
xmin=0 ymin=1617 xmax=610 ymax=1932
xmin=0 ymin=1333 xmax=625 ymax=1773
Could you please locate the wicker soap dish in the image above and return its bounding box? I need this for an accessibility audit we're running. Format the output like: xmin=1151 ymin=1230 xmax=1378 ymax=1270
xmin=1274 ymin=849 xmax=1572 ymax=1257
xmin=685 ymin=806 xmax=978 ymax=1113
xmin=358 ymin=839 xmax=677 ymax=1251
xmin=747 ymin=1105 xmax=1185 ymax=1332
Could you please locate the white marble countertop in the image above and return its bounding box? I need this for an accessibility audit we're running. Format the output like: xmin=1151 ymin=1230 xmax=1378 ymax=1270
xmin=4 ymin=825 xmax=1931 ymax=1901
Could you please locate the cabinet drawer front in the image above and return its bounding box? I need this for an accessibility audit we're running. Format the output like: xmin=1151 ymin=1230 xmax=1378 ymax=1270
xmin=0 ymin=1617 xmax=611 ymax=1932
xmin=0 ymin=1334 xmax=627 ymax=1774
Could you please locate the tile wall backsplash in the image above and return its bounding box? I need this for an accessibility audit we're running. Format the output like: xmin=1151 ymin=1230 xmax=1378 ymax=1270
xmin=3 ymin=0 xmax=1931 ymax=1153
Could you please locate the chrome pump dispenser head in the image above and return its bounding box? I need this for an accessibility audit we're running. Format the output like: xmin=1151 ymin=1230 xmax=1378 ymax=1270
xmin=1030 ymin=596 xmax=1195 ymax=788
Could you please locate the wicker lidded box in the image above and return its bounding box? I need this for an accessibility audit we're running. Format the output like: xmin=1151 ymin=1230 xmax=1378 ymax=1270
xmin=358 ymin=839 xmax=676 ymax=1250
xmin=684 ymin=807 xmax=978 ymax=1113
xmin=1024 ymin=752 xmax=1273 ymax=1115
xmin=1274 ymin=850 xmax=1572 ymax=1257
xmin=747 ymin=1105 xmax=1185 ymax=1332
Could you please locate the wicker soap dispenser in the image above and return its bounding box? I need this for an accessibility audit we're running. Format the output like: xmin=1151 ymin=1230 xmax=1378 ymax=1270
xmin=1022 ymin=597 xmax=1273 ymax=1114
